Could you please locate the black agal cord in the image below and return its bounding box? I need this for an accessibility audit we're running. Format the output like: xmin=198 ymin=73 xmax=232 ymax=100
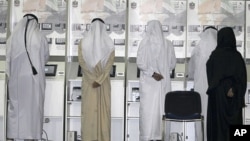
xmin=24 ymin=16 xmax=38 ymax=75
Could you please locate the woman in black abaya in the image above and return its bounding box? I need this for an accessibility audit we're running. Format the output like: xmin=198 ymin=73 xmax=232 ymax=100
xmin=206 ymin=27 xmax=247 ymax=141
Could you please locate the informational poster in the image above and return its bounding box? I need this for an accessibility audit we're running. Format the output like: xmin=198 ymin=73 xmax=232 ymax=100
xmin=187 ymin=0 xmax=245 ymax=57
xmin=11 ymin=0 xmax=67 ymax=56
xmin=246 ymin=1 xmax=250 ymax=58
xmin=128 ymin=0 xmax=187 ymax=58
xmin=68 ymin=0 xmax=127 ymax=57
xmin=0 ymin=0 xmax=8 ymax=56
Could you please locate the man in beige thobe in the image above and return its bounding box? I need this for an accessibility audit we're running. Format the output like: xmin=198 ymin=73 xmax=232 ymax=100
xmin=78 ymin=18 xmax=115 ymax=141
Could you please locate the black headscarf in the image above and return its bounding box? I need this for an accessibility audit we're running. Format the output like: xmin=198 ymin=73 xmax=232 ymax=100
xmin=217 ymin=27 xmax=236 ymax=50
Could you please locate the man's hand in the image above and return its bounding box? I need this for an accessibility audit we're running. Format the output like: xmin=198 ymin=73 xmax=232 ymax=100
xmin=152 ymin=72 xmax=163 ymax=81
xmin=92 ymin=81 xmax=101 ymax=88
xmin=227 ymin=88 xmax=234 ymax=97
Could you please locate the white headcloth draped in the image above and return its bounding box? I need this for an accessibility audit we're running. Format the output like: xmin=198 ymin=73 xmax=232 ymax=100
xmin=81 ymin=20 xmax=114 ymax=71
xmin=139 ymin=20 xmax=165 ymax=74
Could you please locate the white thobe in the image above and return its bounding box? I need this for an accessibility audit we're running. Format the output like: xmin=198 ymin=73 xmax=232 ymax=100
xmin=6 ymin=15 xmax=49 ymax=140
xmin=137 ymin=20 xmax=176 ymax=141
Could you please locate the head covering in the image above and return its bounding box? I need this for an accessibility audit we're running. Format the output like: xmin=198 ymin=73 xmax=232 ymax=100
xmin=91 ymin=18 xmax=105 ymax=24
xmin=23 ymin=14 xmax=39 ymax=75
xmin=140 ymin=20 xmax=165 ymax=62
xmin=138 ymin=20 xmax=172 ymax=75
xmin=198 ymin=27 xmax=217 ymax=59
xmin=6 ymin=14 xmax=40 ymax=76
xmin=81 ymin=19 xmax=114 ymax=71
xmin=9 ymin=14 xmax=39 ymax=59
xmin=203 ymin=26 xmax=217 ymax=32
xmin=217 ymin=27 xmax=236 ymax=50
xmin=23 ymin=13 xmax=38 ymax=23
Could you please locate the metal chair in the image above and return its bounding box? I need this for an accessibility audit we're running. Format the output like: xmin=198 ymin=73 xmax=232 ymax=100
xmin=163 ymin=91 xmax=204 ymax=141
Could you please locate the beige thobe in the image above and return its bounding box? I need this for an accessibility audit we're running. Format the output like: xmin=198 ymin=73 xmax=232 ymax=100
xmin=78 ymin=45 xmax=115 ymax=141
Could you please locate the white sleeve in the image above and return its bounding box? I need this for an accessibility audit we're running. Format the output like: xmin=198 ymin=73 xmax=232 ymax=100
xmin=187 ymin=46 xmax=199 ymax=79
xmin=5 ymin=37 xmax=12 ymax=78
xmin=168 ymin=41 xmax=176 ymax=71
xmin=43 ymin=36 xmax=50 ymax=64
xmin=136 ymin=41 xmax=154 ymax=77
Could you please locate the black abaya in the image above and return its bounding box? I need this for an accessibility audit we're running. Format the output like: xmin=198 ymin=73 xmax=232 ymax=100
xmin=206 ymin=27 xmax=247 ymax=141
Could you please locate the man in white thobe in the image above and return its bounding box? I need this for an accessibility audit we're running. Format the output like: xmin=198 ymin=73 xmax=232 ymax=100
xmin=188 ymin=26 xmax=217 ymax=141
xmin=6 ymin=14 xmax=49 ymax=141
xmin=137 ymin=20 xmax=176 ymax=141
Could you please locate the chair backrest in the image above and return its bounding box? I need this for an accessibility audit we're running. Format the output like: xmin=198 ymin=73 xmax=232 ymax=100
xmin=164 ymin=91 xmax=201 ymax=119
